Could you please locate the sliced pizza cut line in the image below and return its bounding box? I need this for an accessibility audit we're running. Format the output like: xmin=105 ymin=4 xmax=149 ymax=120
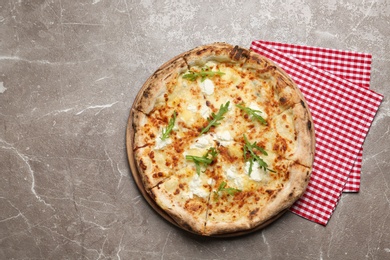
xmin=132 ymin=109 xmax=176 ymax=149
xmin=149 ymin=169 xmax=212 ymax=235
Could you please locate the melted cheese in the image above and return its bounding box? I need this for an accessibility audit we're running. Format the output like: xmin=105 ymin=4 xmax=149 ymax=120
xmin=187 ymin=104 xmax=197 ymax=113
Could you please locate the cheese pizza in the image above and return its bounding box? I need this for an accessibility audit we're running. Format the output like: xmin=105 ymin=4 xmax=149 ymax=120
xmin=129 ymin=43 xmax=315 ymax=236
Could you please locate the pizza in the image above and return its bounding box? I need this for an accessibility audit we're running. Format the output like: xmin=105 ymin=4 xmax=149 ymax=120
xmin=128 ymin=43 xmax=315 ymax=236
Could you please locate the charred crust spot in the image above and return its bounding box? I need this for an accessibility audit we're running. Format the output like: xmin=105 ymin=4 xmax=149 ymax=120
xmin=195 ymin=48 xmax=207 ymax=56
xmin=249 ymin=208 xmax=259 ymax=218
xmin=236 ymin=83 xmax=244 ymax=90
xmin=265 ymin=189 xmax=275 ymax=196
xmin=305 ymin=171 xmax=310 ymax=182
xmin=257 ymin=66 xmax=276 ymax=75
xmin=289 ymin=192 xmax=293 ymax=197
xmin=143 ymin=88 xmax=151 ymax=98
xmin=280 ymin=96 xmax=287 ymax=104
xmin=230 ymin=45 xmax=249 ymax=61
xmin=300 ymin=99 xmax=306 ymax=108
xmin=252 ymin=57 xmax=262 ymax=65
xmin=307 ymin=120 xmax=312 ymax=131
xmin=174 ymin=189 xmax=180 ymax=195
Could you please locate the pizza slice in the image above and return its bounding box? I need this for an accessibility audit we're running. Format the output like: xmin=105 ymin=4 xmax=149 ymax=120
xmin=204 ymin=139 xmax=311 ymax=235
xmin=205 ymin=162 xmax=310 ymax=235
xmin=133 ymin=112 xmax=200 ymax=190
xmin=149 ymin=165 xmax=212 ymax=234
xmin=247 ymin=101 xmax=315 ymax=168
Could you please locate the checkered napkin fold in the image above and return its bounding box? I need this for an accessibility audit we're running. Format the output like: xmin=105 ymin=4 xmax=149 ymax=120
xmin=250 ymin=40 xmax=383 ymax=225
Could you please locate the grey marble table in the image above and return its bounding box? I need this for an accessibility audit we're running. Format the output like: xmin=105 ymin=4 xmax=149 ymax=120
xmin=1 ymin=1 xmax=389 ymax=259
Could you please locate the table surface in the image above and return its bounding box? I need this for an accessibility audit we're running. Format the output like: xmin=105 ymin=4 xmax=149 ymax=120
xmin=1 ymin=1 xmax=389 ymax=259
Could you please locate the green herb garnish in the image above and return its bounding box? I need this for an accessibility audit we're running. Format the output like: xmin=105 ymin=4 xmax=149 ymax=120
xmin=236 ymin=103 xmax=267 ymax=125
xmin=160 ymin=111 xmax=177 ymax=140
xmin=182 ymin=66 xmax=225 ymax=82
xmin=200 ymin=101 xmax=230 ymax=135
xmin=243 ymin=134 xmax=274 ymax=175
xmin=214 ymin=181 xmax=241 ymax=199
xmin=185 ymin=147 xmax=218 ymax=175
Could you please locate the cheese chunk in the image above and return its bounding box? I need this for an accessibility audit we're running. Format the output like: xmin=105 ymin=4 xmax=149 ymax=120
xmin=245 ymin=161 xmax=266 ymax=182
xmin=189 ymin=174 xmax=209 ymax=199
xmin=214 ymin=130 xmax=233 ymax=147
xmin=200 ymin=79 xmax=215 ymax=95
xmin=190 ymin=134 xmax=215 ymax=149
xmin=154 ymin=136 xmax=172 ymax=150
xmin=225 ymin=166 xmax=244 ymax=190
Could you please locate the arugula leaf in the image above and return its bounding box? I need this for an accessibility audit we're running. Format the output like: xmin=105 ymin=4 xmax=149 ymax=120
xmin=243 ymin=134 xmax=274 ymax=175
xmin=183 ymin=66 xmax=225 ymax=82
xmin=161 ymin=111 xmax=177 ymax=140
xmin=236 ymin=103 xmax=267 ymax=125
xmin=200 ymin=101 xmax=230 ymax=135
xmin=185 ymin=147 xmax=218 ymax=175
xmin=214 ymin=181 xmax=241 ymax=199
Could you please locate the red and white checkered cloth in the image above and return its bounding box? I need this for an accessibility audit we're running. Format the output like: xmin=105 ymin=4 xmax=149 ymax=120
xmin=250 ymin=40 xmax=383 ymax=225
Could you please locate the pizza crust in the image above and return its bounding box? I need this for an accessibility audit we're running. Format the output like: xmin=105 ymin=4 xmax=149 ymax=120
xmin=135 ymin=57 xmax=188 ymax=114
xmin=290 ymin=101 xmax=315 ymax=167
xmin=183 ymin=42 xmax=248 ymax=66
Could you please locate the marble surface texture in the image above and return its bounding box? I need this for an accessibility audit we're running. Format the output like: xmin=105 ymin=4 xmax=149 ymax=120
xmin=1 ymin=0 xmax=389 ymax=259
